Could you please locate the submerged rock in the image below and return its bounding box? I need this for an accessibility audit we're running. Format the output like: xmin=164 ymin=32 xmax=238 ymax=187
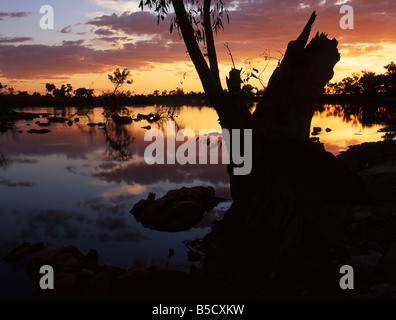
xmin=135 ymin=113 xmax=160 ymax=123
xmin=130 ymin=186 xmax=224 ymax=232
xmin=348 ymin=252 xmax=382 ymax=274
xmin=0 ymin=123 xmax=13 ymax=132
xmin=26 ymin=245 xmax=99 ymax=294
xmin=111 ymin=114 xmax=132 ymax=125
xmin=47 ymin=116 xmax=67 ymax=123
xmin=37 ymin=122 xmax=51 ymax=127
xmin=24 ymin=245 xmax=194 ymax=298
xmin=3 ymin=241 xmax=46 ymax=263
xmin=27 ymin=128 xmax=51 ymax=134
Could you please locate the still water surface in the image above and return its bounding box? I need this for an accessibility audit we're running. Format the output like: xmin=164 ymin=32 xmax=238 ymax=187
xmin=0 ymin=104 xmax=388 ymax=295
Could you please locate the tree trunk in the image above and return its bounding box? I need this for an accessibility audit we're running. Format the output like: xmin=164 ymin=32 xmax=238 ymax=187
xmin=199 ymin=13 xmax=370 ymax=294
xmin=172 ymin=5 xmax=370 ymax=295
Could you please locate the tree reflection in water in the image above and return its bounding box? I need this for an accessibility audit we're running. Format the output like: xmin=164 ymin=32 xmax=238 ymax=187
xmin=103 ymin=123 xmax=134 ymax=161
xmin=0 ymin=152 xmax=12 ymax=170
xmin=101 ymin=105 xmax=183 ymax=161
xmin=102 ymin=106 xmax=134 ymax=161
xmin=320 ymin=104 xmax=396 ymax=128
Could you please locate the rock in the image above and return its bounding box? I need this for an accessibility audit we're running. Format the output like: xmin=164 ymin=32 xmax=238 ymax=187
xmin=130 ymin=186 xmax=224 ymax=232
xmin=18 ymin=130 xmax=23 ymax=133
xmin=131 ymin=192 xmax=156 ymax=215
xmin=74 ymin=118 xmax=80 ymax=122
xmin=361 ymin=283 xmax=396 ymax=299
xmin=313 ymin=127 xmax=322 ymax=133
xmin=381 ymin=243 xmax=396 ymax=270
xmin=47 ymin=116 xmax=67 ymax=123
xmin=88 ymin=270 xmax=116 ymax=296
xmin=0 ymin=123 xmax=13 ymax=132
xmin=67 ymin=120 xmax=73 ymax=126
xmin=352 ymin=211 xmax=372 ymax=221
xmin=111 ymin=114 xmax=132 ymax=125
xmin=348 ymin=251 xmax=382 ymax=273
xmin=54 ymin=272 xmax=77 ymax=292
xmin=3 ymin=241 xmax=46 ymax=263
xmin=27 ymin=129 xmax=51 ymax=134
xmin=25 ymin=245 xmax=100 ymax=292
xmin=325 ymin=128 xmax=332 ymax=132
xmin=86 ymin=249 xmax=99 ymax=264
xmin=135 ymin=113 xmax=160 ymax=123
xmin=27 ymin=245 xmax=86 ymax=275
xmin=37 ymin=122 xmax=51 ymax=127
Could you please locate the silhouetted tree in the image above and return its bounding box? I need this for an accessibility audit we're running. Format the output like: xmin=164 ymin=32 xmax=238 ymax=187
xmin=384 ymin=61 xmax=396 ymax=94
xmin=45 ymin=83 xmax=73 ymax=97
xmin=74 ymin=87 xmax=94 ymax=98
xmin=45 ymin=83 xmax=56 ymax=94
xmin=139 ymin=1 xmax=369 ymax=292
xmin=326 ymin=62 xmax=396 ymax=96
xmin=108 ymin=68 xmax=133 ymax=93
xmin=0 ymin=83 xmax=6 ymax=95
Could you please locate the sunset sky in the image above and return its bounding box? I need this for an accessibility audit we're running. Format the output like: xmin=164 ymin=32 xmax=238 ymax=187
xmin=0 ymin=0 xmax=395 ymax=95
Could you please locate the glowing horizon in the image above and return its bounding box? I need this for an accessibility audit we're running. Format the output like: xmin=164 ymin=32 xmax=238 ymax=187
xmin=1 ymin=0 xmax=395 ymax=95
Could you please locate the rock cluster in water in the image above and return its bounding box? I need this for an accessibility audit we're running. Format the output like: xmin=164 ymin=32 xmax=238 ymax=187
xmin=130 ymin=186 xmax=224 ymax=232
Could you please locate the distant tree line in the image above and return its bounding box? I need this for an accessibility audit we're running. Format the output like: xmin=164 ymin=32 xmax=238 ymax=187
xmin=0 ymin=68 xmax=210 ymax=108
xmin=0 ymin=68 xmax=206 ymax=100
xmin=325 ymin=62 xmax=396 ymax=96
xmin=3 ymin=62 xmax=396 ymax=102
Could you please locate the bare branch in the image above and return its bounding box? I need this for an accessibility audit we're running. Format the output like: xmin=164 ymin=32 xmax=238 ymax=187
xmin=224 ymin=42 xmax=235 ymax=69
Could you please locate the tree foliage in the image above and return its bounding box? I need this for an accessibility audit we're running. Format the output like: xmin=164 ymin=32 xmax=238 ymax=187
xmin=108 ymin=68 xmax=133 ymax=93
xmin=74 ymin=87 xmax=94 ymax=98
xmin=325 ymin=62 xmax=396 ymax=96
xmin=139 ymin=0 xmax=230 ymax=91
xmin=45 ymin=83 xmax=73 ymax=97
xmin=139 ymin=0 xmax=229 ymax=40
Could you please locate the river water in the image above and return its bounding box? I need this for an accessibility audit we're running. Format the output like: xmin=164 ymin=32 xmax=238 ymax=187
xmin=0 ymin=104 xmax=389 ymax=295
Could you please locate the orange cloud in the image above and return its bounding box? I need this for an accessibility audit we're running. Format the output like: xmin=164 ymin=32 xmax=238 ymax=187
xmin=1 ymin=0 xmax=395 ymax=93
